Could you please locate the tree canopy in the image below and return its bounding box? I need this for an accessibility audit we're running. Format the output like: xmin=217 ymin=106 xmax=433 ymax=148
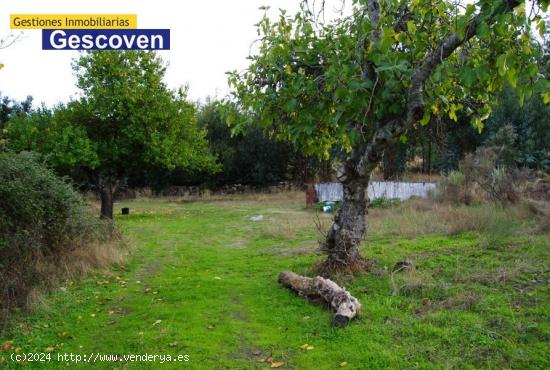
xmin=73 ymin=51 xmax=218 ymax=180
xmin=228 ymin=0 xmax=549 ymax=161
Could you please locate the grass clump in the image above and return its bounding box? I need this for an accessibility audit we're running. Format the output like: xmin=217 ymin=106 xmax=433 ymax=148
xmin=369 ymin=197 xmax=401 ymax=209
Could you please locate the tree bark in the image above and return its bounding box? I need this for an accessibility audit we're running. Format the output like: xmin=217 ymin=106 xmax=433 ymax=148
xmin=278 ymin=271 xmax=361 ymax=327
xmin=320 ymin=157 xmax=370 ymax=274
xmin=100 ymin=184 xmax=114 ymax=220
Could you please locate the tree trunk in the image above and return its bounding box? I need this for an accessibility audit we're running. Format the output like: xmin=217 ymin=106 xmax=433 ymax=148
xmin=100 ymin=184 xmax=114 ymax=220
xmin=278 ymin=271 xmax=361 ymax=327
xmin=320 ymin=159 xmax=369 ymax=274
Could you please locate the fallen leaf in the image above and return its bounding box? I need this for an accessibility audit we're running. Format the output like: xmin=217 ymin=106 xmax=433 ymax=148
xmin=0 ymin=342 xmax=14 ymax=351
xmin=271 ymin=361 xmax=285 ymax=368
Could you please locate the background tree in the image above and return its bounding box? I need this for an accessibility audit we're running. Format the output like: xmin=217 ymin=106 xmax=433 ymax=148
xmin=69 ymin=51 xmax=217 ymax=219
xmin=5 ymin=105 xmax=99 ymax=175
xmin=229 ymin=0 xmax=549 ymax=274
xmin=0 ymin=94 xmax=32 ymax=152
xmin=198 ymin=100 xmax=292 ymax=186
xmin=72 ymin=51 xmax=217 ymax=219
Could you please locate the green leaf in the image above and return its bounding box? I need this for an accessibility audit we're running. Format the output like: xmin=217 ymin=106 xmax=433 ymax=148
xmin=505 ymin=69 xmax=517 ymax=88
xmin=286 ymin=98 xmax=297 ymax=112
xmin=460 ymin=67 xmax=476 ymax=87
xmin=472 ymin=117 xmax=484 ymax=133
xmin=407 ymin=21 xmax=416 ymax=34
xmin=496 ymin=54 xmax=508 ymax=77
xmin=476 ymin=21 xmax=490 ymax=39
xmin=465 ymin=4 xmax=476 ymax=17
xmin=536 ymin=20 xmax=546 ymax=38
xmin=419 ymin=110 xmax=431 ymax=126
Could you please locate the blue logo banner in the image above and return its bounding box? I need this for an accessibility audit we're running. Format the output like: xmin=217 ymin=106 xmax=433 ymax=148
xmin=42 ymin=29 xmax=170 ymax=50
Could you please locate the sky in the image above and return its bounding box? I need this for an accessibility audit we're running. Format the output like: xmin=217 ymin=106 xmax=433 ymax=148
xmin=0 ymin=0 xmax=338 ymax=106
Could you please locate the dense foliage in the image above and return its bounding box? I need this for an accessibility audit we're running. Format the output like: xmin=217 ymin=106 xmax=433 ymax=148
xmin=198 ymin=101 xmax=291 ymax=186
xmin=0 ymin=152 xmax=107 ymax=312
xmin=72 ymin=51 xmax=218 ymax=180
xmin=228 ymin=1 xmax=548 ymax=159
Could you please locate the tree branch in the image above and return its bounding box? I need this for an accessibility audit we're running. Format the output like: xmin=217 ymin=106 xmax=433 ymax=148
xmin=356 ymin=0 xmax=521 ymax=177
xmin=367 ymin=0 xmax=381 ymax=41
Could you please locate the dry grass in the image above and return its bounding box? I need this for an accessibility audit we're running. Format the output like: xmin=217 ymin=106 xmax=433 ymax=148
xmin=162 ymin=190 xmax=305 ymax=206
xmin=389 ymin=268 xmax=437 ymax=297
xmin=26 ymin=236 xmax=128 ymax=310
xmin=415 ymin=291 xmax=480 ymax=315
xmin=367 ymin=198 xmax=538 ymax=238
xmin=452 ymin=257 xmax=545 ymax=287
xmin=259 ymin=210 xmax=326 ymax=240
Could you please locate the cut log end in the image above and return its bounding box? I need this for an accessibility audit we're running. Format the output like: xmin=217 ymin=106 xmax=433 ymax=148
xmin=334 ymin=314 xmax=350 ymax=328
xmin=278 ymin=271 xmax=361 ymax=327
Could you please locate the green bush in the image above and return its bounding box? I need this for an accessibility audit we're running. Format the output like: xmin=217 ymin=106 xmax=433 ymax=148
xmin=369 ymin=197 xmax=401 ymax=209
xmin=0 ymin=152 xmax=107 ymax=314
xmin=436 ymin=170 xmax=472 ymax=204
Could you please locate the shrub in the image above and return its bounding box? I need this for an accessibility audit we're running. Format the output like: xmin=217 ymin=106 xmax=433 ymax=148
xmin=436 ymin=170 xmax=472 ymax=204
xmin=437 ymin=144 xmax=530 ymax=205
xmin=460 ymin=147 xmax=523 ymax=205
xmin=0 ymin=152 xmax=114 ymax=321
xmin=369 ymin=197 xmax=401 ymax=209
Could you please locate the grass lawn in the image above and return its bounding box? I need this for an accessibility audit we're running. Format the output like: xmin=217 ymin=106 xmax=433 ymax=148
xmin=1 ymin=193 xmax=549 ymax=369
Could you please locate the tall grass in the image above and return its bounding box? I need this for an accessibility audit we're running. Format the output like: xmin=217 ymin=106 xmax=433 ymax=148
xmin=367 ymin=199 xmax=538 ymax=239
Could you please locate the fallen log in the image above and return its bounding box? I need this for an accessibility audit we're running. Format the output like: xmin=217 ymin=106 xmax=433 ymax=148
xmin=278 ymin=271 xmax=361 ymax=327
